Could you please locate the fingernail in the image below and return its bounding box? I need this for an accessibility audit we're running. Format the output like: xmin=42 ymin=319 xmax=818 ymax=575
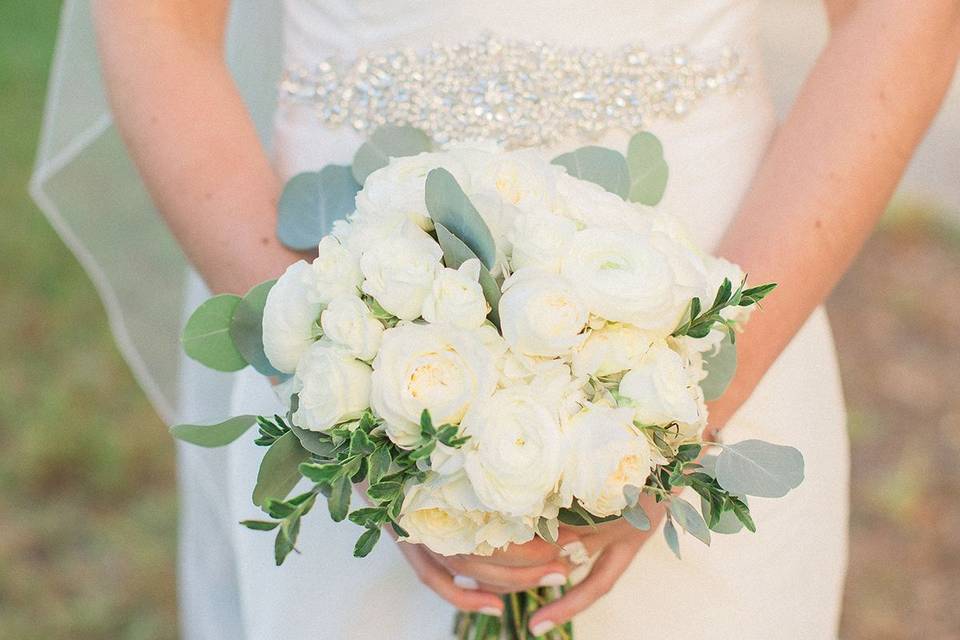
xmin=538 ymin=572 xmax=567 ymax=587
xmin=531 ymin=620 xmax=556 ymax=636
xmin=453 ymin=575 xmax=479 ymax=590
xmin=479 ymin=606 xmax=502 ymax=617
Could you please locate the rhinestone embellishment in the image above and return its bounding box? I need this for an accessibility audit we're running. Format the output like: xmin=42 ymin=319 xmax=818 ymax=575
xmin=280 ymin=35 xmax=746 ymax=148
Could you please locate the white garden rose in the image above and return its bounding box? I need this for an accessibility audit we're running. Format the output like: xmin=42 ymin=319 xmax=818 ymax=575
xmin=319 ymin=295 xmax=384 ymax=361
xmin=572 ymin=323 xmax=656 ymax=378
xmin=499 ymin=270 xmax=588 ymax=357
xmin=553 ymin=173 xmax=645 ymax=228
xmin=461 ymin=385 xmax=565 ymax=518
xmin=293 ymin=340 xmax=372 ymax=432
xmin=561 ymin=405 xmax=652 ymax=518
xmin=560 ymin=228 xmax=702 ymax=335
xmin=468 ymin=148 xmax=560 ymax=212
xmin=355 ymin=152 xmax=470 ymax=232
xmin=618 ymin=342 xmax=703 ymax=426
xmin=508 ymin=211 xmax=577 ymax=272
xmin=360 ymin=226 xmax=444 ymax=320
xmin=309 ymin=236 xmax=363 ymax=305
xmin=370 ymin=323 xmax=498 ymax=447
xmin=262 ymin=260 xmax=323 ymax=373
xmin=420 ymin=259 xmax=489 ymax=330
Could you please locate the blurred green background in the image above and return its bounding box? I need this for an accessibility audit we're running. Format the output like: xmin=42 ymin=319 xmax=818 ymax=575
xmin=1 ymin=2 xmax=957 ymax=639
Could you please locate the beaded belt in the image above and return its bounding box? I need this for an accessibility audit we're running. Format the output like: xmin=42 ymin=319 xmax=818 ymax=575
xmin=279 ymin=35 xmax=746 ymax=148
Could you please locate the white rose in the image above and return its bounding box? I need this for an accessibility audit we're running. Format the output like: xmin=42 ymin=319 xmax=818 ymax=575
xmin=319 ymin=295 xmax=384 ymax=361
xmin=499 ymin=270 xmax=588 ymax=357
xmin=293 ymin=340 xmax=372 ymax=432
xmin=262 ymin=260 xmax=323 ymax=373
xmin=461 ymin=385 xmax=565 ymax=518
xmin=572 ymin=323 xmax=656 ymax=378
xmin=560 ymin=228 xmax=703 ymax=335
xmin=561 ymin=405 xmax=652 ymax=518
xmin=309 ymin=236 xmax=363 ymax=305
xmin=371 ymin=323 xmax=498 ymax=447
xmin=508 ymin=211 xmax=577 ymax=272
xmin=355 ymin=152 xmax=470 ymax=232
xmin=618 ymin=342 xmax=703 ymax=426
xmin=421 ymin=259 xmax=489 ymax=330
xmin=360 ymin=226 xmax=444 ymax=320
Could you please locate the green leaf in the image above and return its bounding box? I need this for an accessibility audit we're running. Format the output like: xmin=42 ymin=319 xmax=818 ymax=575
xmin=425 ymin=168 xmax=497 ymax=270
xmin=349 ymin=428 xmax=376 ymax=457
xmin=328 ymin=474 xmax=352 ymax=522
xmin=700 ymin=334 xmax=738 ymax=401
xmin=274 ymin=526 xmax=296 ymax=565
xmin=667 ymin=497 xmax=711 ymax=546
xmin=229 ymin=279 xmax=281 ymax=377
xmin=552 ymin=146 xmax=630 ymax=199
xmin=353 ymin=526 xmax=382 ymax=558
xmin=419 ymin=409 xmax=436 ymax=438
xmin=557 ymin=503 xmax=619 ymax=527
xmin=536 ymin=517 xmax=558 ymax=543
xmin=739 ymin=282 xmax=778 ymax=306
xmin=626 ymin=131 xmax=669 ymax=205
xmin=367 ymin=481 xmax=402 ymax=502
xmin=623 ymin=502 xmax=651 ymax=531
xmin=409 ymin=440 xmax=436 ymax=461
xmin=348 ymin=507 xmax=386 ymax=528
xmin=367 ymin=447 xmax=392 ymax=485
xmin=277 ymin=166 xmax=360 ymax=251
xmin=239 ymin=519 xmax=280 ymax=531
xmin=730 ymin=497 xmax=757 ymax=533
xmin=434 ymin=222 xmax=501 ymax=327
xmin=700 ymin=495 xmax=745 ymax=535
xmin=715 ymin=439 xmax=805 ymax=498
xmin=351 ymin=125 xmax=433 ymax=185
xmin=253 ymin=431 xmax=310 ymax=507
xmin=263 ymin=499 xmax=296 ymax=519
xmin=663 ymin=518 xmax=681 ymax=559
xmin=298 ymin=461 xmax=341 ymax=484
xmin=181 ymin=294 xmax=248 ymax=371
xmin=288 ymin=423 xmax=336 ymax=456
xmin=169 ymin=415 xmax=257 ymax=448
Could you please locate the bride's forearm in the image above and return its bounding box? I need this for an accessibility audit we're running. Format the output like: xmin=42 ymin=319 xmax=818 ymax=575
xmin=93 ymin=0 xmax=307 ymax=295
xmin=711 ymin=0 xmax=960 ymax=425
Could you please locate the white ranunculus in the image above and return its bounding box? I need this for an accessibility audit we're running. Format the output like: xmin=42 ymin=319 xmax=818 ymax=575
xmin=561 ymin=405 xmax=652 ymax=518
xmin=498 ymin=270 xmax=588 ymax=357
xmin=572 ymin=323 xmax=656 ymax=378
xmin=461 ymin=385 xmax=565 ymax=518
xmin=560 ymin=228 xmax=703 ymax=335
xmin=618 ymin=342 xmax=703 ymax=426
xmin=552 ymin=173 xmax=645 ymax=228
xmin=355 ymin=152 xmax=470 ymax=232
xmin=508 ymin=211 xmax=578 ymax=272
xmin=685 ymin=255 xmax=752 ymax=352
xmin=468 ymin=148 xmax=560 ymax=212
xmin=420 ymin=259 xmax=489 ymax=330
xmin=370 ymin=323 xmax=498 ymax=447
xmin=398 ymin=475 xmax=483 ymax=556
xmin=293 ymin=340 xmax=372 ymax=432
xmin=319 ymin=295 xmax=384 ymax=361
xmin=360 ymin=226 xmax=444 ymax=320
xmin=262 ymin=260 xmax=324 ymax=373
xmin=309 ymin=236 xmax=363 ymax=305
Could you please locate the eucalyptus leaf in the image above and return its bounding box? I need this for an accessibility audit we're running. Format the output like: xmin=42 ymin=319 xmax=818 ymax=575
xmin=252 ymin=431 xmax=309 ymax=508
xmin=552 ymin=146 xmax=630 ymax=198
xmin=623 ymin=502 xmax=651 ymax=531
xmin=229 ymin=279 xmax=281 ymax=377
xmin=536 ymin=517 xmax=559 ymax=544
xmin=663 ymin=518 xmax=681 ymax=559
xmin=181 ymin=294 xmax=248 ymax=371
xmin=667 ymin=497 xmax=711 ymax=546
xmin=288 ymin=423 xmax=336 ymax=456
xmin=700 ymin=334 xmax=737 ymax=401
xmin=700 ymin=495 xmax=745 ymax=535
xmin=277 ymin=166 xmax=360 ymax=251
xmin=169 ymin=415 xmax=257 ymax=448
xmin=715 ymin=439 xmax=805 ymax=498
xmin=434 ymin=223 xmax=501 ymax=327
xmin=351 ymin=125 xmax=433 ymax=185
xmin=626 ymin=131 xmax=669 ymax=205
xmin=424 ymin=168 xmax=497 ymax=270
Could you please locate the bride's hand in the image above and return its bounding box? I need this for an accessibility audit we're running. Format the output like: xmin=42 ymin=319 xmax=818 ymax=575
xmin=527 ymin=495 xmax=666 ymax=635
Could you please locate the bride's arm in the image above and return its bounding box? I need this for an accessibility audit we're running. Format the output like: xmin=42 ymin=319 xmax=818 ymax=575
xmin=526 ymin=0 xmax=960 ymax=633
xmin=92 ymin=0 xmax=305 ymax=295
xmin=710 ymin=0 xmax=960 ymax=427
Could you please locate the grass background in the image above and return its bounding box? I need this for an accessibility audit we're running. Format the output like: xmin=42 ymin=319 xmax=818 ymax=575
xmin=1 ymin=2 xmax=957 ymax=638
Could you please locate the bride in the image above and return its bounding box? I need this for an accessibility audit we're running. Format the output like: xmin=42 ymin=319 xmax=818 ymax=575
xmin=33 ymin=1 xmax=959 ymax=638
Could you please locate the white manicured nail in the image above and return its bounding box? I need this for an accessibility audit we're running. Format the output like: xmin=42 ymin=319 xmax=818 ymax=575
xmin=531 ymin=620 xmax=556 ymax=636
xmin=479 ymin=606 xmax=502 ymax=617
xmin=539 ymin=572 xmax=567 ymax=587
xmin=453 ymin=575 xmax=479 ymax=590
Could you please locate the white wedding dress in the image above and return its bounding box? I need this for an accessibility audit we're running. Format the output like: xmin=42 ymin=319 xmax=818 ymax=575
xmin=177 ymin=1 xmax=850 ymax=638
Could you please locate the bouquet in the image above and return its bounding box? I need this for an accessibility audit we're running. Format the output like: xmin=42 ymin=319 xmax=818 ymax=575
xmin=172 ymin=126 xmax=803 ymax=640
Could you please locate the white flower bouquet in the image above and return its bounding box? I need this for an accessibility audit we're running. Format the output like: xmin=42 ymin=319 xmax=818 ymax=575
xmin=172 ymin=127 xmax=802 ymax=639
